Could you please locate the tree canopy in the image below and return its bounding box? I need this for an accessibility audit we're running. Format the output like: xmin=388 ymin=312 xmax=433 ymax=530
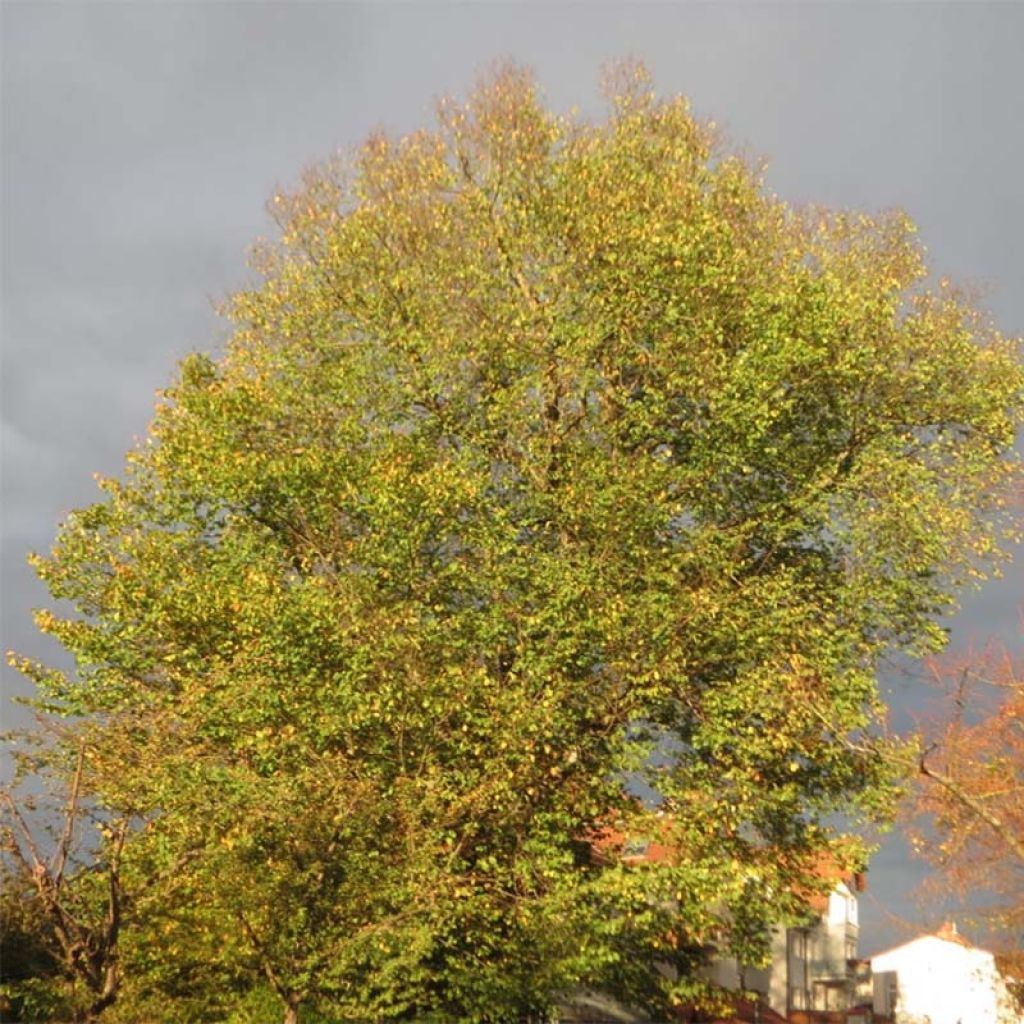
xmin=8 ymin=63 xmax=1023 ymax=1022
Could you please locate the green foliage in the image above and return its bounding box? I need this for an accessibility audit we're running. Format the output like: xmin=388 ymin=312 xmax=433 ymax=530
xmin=0 ymin=870 xmax=67 ymax=1023
xmin=14 ymin=62 xmax=1023 ymax=1021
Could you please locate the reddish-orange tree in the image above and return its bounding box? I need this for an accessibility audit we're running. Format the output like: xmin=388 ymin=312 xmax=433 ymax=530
xmin=909 ymin=630 xmax=1024 ymax=956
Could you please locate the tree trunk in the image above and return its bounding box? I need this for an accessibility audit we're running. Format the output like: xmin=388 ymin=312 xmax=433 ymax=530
xmin=283 ymin=1004 xmax=299 ymax=1024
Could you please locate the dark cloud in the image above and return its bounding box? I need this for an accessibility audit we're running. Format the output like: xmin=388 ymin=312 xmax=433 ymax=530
xmin=3 ymin=1 xmax=1021 ymax=954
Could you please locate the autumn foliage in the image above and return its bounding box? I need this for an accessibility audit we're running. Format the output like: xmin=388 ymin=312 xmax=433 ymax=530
xmin=909 ymin=630 xmax=1024 ymax=950
xmin=5 ymin=63 xmax=1022 ymax=1022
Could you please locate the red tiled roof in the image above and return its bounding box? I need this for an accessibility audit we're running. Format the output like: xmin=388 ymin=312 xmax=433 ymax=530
xmin=588 ymin=817 xmax=678 ymax=866
xmin=799 ymin=852 xmax=866 ymax=914
xmin=590 ymin=821 xmax=865 ymax=911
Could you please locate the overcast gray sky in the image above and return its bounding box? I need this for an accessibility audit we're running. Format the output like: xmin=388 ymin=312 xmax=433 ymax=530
xmin=2 ymin=1 xmax=1021 ymax=956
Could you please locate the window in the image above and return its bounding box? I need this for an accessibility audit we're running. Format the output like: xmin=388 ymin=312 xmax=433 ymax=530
xmin=813 ymin=981 xmax=827 ymax=1011
xmin=622 ymin=837 xmax=649 ymax=858
xmin=887 ymin=974 xmax=898 ymax=1008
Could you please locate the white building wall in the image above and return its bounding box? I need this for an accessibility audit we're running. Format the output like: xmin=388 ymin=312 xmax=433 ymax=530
xmin=871 ymin=935 xmax=1006 ymax=1024
xmin=701 ymin=924 xmax=786 ymax=1012
xmin=783 ymin=882 xmax=860 ymax=1012
xmin=767 ymin=925 xmax=790 ymax=1015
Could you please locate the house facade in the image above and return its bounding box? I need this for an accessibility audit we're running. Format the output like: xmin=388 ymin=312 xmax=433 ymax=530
xmin=586 ymin=823 xmax=887 ymax=1021
xmin=706 ymin=878 xmax=866 ymax=1019
xmin=868 ymin=924 xmax=1018 ymax=1024
xmin=785 ymin=880 xmax=862 ymax=1014
xmin=577 ymin=824 xmax=1021 ymax=1024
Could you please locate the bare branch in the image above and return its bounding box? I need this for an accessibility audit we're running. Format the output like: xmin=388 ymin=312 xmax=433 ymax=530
xmin=1 ymin=788 xmax=47 ymax=871
xmin=919 ymin=744 xmax=1024 ymax=868
xmin=52 ymin=740 xmax=86 ymax=890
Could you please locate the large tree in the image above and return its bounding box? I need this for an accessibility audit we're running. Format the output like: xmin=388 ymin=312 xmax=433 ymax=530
xmin=12 ymin=63 xmax=1023 ymax=1021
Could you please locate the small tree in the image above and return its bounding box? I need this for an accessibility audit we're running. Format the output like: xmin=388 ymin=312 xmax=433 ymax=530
xmin=0 ymin=730 xmax=217 ymax=1024
xmin=1 ymin=865 xmax=64 ymax=1023
xmin=0 ymin=742 xmax=127 ymax=1023
xmin=908 ymin=632 xmax=1024 ymax=956
xmin=14 ymin=62 xmax=1023 ymax=1020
